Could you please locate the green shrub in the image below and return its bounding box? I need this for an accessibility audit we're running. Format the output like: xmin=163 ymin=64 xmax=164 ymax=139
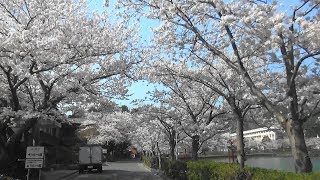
xmin=161 ymin=160 xmax=187 ymax=180
xmin=245 ymin=166 xmax=320 ymax=180
xmin=156 ymin=158 xmax=320 ymax=180
xmin=142 ymin=156 xmax=152 ymax=168
xmin=150 ymin=156 xmax=159 ymax=169
xmin=187 ymin=161 xmax=212 ymax=180
xmin=0 ymin=175 xmax=16 ymax=180
xmin=187 ymin=161 xmax=240 ymax=180
xmin=185 ymin=161 xmax=320 ymax=180
xmin=142 ymin=156 xmax=168 ymax=170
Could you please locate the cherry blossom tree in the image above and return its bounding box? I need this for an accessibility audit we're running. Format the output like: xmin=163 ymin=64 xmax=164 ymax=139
xmin=135 ymin=105 xmax=184 ymax=160
xmin=147 ymin=58 xmax=263 ymax=169
xmin=0 ymin=0 xmax=138 ymax=169
xmin=0 ymin=0 xmax=138 ymax=111
xmin=80 ymin=111 xmax=135 ymax=144
xmin=119 ymin=0 xmax=320 ymax=172
xmin=78 ymin=105 xmax=173 ymax=161
xmin=144 ymin=69 xmax=230 ymax=160
xmin=128 ymin=112 xmax=169 ymax=157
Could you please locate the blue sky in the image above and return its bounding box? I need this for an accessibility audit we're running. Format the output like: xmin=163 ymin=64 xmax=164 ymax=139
xmin=88 ymin=0 xmax=160 ymax=108
xmin=87 ymin=0 xmax=307 ymax=108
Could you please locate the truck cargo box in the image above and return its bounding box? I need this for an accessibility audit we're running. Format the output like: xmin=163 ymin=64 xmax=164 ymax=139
xmin=78 ymin=145 xmax=103 ymax=173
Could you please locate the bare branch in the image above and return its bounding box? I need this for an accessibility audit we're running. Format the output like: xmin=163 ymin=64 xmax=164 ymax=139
xmin=289 ymin=51 xmax=320 ymax=89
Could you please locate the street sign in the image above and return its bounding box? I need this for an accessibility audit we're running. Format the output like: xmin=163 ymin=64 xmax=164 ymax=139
xmin=25 ymin=159 xmax=43 ymax=169
xmin=25 ymin=146 xmax=44 ymax=180
xmin=26 ymin=146 xmax=44 ymax=159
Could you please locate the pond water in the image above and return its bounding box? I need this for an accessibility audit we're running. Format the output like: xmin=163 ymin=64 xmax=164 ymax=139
xmin=203 ymin=156 xmax=320 ymax=172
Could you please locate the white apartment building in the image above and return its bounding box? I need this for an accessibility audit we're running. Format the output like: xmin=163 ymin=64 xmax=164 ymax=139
xmin=229 ymin=127 xmax=277 ymax=142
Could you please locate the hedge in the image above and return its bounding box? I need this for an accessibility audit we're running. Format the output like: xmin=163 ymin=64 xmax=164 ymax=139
xmin=142 ymin=156 xmax=152 ymax=168
xmin=141 ymin=156 xmax=320 ymax=180
xmin=0 ymin=175 xmax=17 ymax=180
xmin=187 ymin=161 xmax=239 ymax=180
xmin=162 ymin=160 xmax=188 ymax=180
xmin=187 ymin=161 xmax=320 ymax=180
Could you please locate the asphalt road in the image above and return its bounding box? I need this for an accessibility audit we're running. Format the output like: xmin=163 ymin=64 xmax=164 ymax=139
xmin=65 ymin=160 xmax=163 ymax=180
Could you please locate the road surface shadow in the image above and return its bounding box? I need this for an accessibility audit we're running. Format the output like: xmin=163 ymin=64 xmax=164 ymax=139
xmin=73 ymin=170 xmax=162 ymax=180
xmin=109 ymin=158 xmax=142 ymax=163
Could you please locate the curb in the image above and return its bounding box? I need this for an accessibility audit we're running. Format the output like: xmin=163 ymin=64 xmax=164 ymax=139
xmin=141 ymin=163 xmax=152 ymax=172
xmin=43 ymin=170 xmax=78 ymax=180
xmin=58 ymin=170 xmax=78 ymax=180
xmin=141 ymin=163 xmax=168 ymax=180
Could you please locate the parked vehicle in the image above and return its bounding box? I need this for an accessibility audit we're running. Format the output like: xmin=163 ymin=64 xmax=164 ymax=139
xmin=78 ymin=145 xmax=103 ymax=173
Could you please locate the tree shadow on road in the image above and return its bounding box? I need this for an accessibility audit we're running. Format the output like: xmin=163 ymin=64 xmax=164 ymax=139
xmin=77 ymin=169 xmax=162 ymax=180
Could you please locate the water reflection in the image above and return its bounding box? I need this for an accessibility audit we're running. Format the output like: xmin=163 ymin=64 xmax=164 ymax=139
xmin=206 ymin=157 xmax=320 ymax=172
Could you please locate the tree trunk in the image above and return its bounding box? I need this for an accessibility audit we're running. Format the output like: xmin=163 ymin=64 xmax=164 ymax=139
xmin=236 ymin=117 xmax=245 ymax=171
xmin=238 ymin=67 xmax=313 ymax=172
xmin=156 ymin=142 xmax=162 ymax=170
xmin=191 ymin=135 xmax=199 ymax=161
xmin=285 ymin=75 xmax=312 ymax=172
xmin=10 ymin=89 xmax=21 ymax=111
xmin=151 ymin=144 xmax=156 ymax=156
xmin=169 ymin=139 xmax=176 ymax=160
xmin=32 ymin=122 xmax=40 ymax=145
xmin=169 ymin=131 xmax=176 ymax=160
xmin=285 ymin=119 xmax=312 ymax=172
xmin=227 ymin=97 xmax=246 ymax=170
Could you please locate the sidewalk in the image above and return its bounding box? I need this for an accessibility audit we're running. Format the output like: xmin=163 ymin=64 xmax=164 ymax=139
xmin=140 ymin=163 xmax=168 ymax=180
xmin=42 ymin=170 xmax=78 ymax=180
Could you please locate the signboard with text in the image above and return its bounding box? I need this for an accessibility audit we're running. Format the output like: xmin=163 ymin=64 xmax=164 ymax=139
xmin=26 ymin=146 xmax=44 ymax=159
xmin=25 ymin=146 xmax=44 ymax=169
xmin=25 ymin=159 xmax=43 ymax=169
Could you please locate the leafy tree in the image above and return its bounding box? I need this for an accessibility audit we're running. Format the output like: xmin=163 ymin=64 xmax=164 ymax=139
xmin=145 ymin=75 xmax=229 ymax=160
xmin=135 ymin=105 xmax=183 ymax=160
xmin=119 ymin=0 xmax=320 ymax=172
xmin=0 ymin=0 xmax=138 ymax=172
xmin=261 ymin=136 xmax=271 ymax=144
xmin=121 ymin=105 xmax=130 ymax=112
xmin=103 ymin=140 xmax=132 ymax=159
xmin=80 ymin=111 xmax=135 ymax=144
xmin=129 ymin=112 xmax=169 ymax=156
xmin=146 ymin=59 xmax=262 ymax=169
xmin=303 ymin=116 xmax=320 ymax=138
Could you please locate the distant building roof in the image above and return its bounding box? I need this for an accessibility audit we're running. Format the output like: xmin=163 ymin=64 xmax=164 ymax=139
xmin=67 ymin=118 xmax=97 ymax=128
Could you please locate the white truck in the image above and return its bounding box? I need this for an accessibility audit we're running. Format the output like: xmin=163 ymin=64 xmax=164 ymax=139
xmin=78 ymin=145 xmax=103 ymax=173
